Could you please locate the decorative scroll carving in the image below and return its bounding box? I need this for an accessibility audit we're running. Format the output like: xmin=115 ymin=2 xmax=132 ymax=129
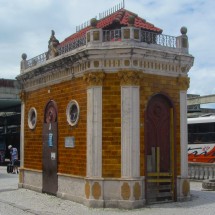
xmin=121 ymin=182 xmax=130 ymax=200
xmin=19 ymin=90 xmax=26 ymax=102
xmin=92 ymin=182 xmax=101 ymax=200
xmin=83 ymin=71 xmax=105 ymax=86
xmin=133 ymin=182 xmax=141 ymax=200
xmin=177 ymin=75 xmax=190 ymax=90
xmin=118 ymin=70 xmax=143 ymax=85
xmin=85 ymin=181 xmax=90 ymax=199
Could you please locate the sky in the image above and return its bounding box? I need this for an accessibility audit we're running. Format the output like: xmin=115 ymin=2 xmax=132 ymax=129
xmin=0 ymin=0 xmax=215 ymax=99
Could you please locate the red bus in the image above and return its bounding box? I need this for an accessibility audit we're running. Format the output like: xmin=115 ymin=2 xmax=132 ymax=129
xmin=188 ymin=115 xmax=215 ymax=163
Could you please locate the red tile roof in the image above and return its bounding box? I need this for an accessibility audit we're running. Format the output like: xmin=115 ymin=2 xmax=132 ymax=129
xmin=60 ymin=8 xmax=162 ymax=46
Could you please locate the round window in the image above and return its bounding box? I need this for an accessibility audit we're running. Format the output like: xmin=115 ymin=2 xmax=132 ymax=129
xmin=28 ymin=107 xmax=37 ymax=129
xmin=66 ymin=100 xmax=80 ymax=126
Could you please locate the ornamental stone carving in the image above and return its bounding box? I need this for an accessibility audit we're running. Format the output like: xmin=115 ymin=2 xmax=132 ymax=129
xmin=85 ymin=181 xmax=90 ymax=199
xmin=121 ymin=182 xmax=131 ymax=200
xmin=92 ymin=182 xmax=101 ymax=200
xmin=182 ymin=179 xmax=190 ymax=197
xmin=118 ymin=71 xmax=143 ymax=86
xmin=83 ymin=72 xmax=105 ymax=86
xmin=133 ymin=182 xmax=141 ymax=200
xmin=20 ymin=53 xmax=27 ymax=72
xmin=47 ymin=30 xmax=59 ymax=60
xmin=177 ymin=75 xmax=190 ymax=90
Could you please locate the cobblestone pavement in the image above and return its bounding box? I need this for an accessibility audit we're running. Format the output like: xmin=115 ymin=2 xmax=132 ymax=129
xmin=0 ymin=166 xmax=215 ymax=215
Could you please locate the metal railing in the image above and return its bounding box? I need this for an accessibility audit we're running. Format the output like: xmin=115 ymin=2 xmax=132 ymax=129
xmin=103 ymin=29 xmax=122 ymax=42
xmin=26 ymin=52 xmax=47 ymax=68
xmin=141 ymin=30 xmax=176 ymax=48
xmin=25 ymin=29 xmax=176 ymax=70
xmin=58 ymin=35 xmax=86 ymax=55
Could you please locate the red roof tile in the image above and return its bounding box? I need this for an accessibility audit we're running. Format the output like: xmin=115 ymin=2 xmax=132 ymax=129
xmin=60 ymin=8 xmax=162 ymax=46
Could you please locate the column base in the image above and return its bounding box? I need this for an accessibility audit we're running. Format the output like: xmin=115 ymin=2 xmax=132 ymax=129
xmin=177 ymin=176 xmax=191 ymax=201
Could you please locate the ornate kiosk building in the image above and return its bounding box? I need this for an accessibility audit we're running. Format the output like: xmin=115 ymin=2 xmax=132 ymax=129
xmin=17 ymin=6 xmax=194 ymax=209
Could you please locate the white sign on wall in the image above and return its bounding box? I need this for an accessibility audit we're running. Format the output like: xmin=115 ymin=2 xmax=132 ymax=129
xmin=65 ymin=136 xmax=75 ymax=148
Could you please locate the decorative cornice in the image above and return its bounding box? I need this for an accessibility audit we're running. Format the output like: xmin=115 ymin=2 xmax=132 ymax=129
xmin=177 ymin=75 xmax=190 ymax=90
xmin=118 ymin=70 xmax=143 ymax=85
xmin=17 ymin=46 xmax=193 ymax=92
xmin=83 ymin=71 xmax=105 ymax=86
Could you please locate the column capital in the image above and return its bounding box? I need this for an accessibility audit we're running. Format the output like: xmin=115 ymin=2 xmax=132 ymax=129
xmin=177 ymin=75 xmax=190 ymax=91
xmin=118 ymin=70 xmax=143 ymax=86
xmin=83 ymin=71 xmax=105 ymax=87
xmin=19 ymin=90 xmax=27 ymax=102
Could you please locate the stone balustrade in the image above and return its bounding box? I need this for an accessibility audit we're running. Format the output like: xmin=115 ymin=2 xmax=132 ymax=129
xmin=20 ymin=27 xmax=189 ymax=72
xmin=188 ymin=163 xmax=215 ymax=180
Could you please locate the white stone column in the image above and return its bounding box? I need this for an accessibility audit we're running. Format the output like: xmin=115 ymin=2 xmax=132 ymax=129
xmin=180 ymin=90 xmax=188 ymax=177
xmin=87 ymin=87 xmax=102 ymax=177
xmin=121 ymin=86 xmax=140 ymax=178
xmin=20 ymin=101 xmax=25 ymax=168
xmin=84 ymin=72 xmax=105 ymax=178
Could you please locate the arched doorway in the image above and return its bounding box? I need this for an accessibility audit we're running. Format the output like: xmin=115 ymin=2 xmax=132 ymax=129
xmin=145 ymin=94 xmax=176 ymax=204
xmin=42 ymin=100 xmax=58 ymax=195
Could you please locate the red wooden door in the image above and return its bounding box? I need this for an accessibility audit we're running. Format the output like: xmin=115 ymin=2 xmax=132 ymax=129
xmin=145 ymin=95 xmax=171 ymax=171
xmin=145 ymin=94 xmax=175 ymax=203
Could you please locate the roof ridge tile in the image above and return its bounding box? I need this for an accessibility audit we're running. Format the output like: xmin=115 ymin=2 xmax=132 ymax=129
xmin=59 ymin=8 xmax=162 ymax=45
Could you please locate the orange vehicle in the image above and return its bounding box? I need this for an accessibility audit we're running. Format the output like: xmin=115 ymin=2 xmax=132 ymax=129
xmin=188 ymin=115 xmax=215 ymax=163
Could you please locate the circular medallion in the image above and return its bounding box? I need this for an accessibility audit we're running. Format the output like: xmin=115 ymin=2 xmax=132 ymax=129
xmin=66 ymin=100 xmax=80 ymax=126
xmin=28 ymin=107 xmax=37 ymax=129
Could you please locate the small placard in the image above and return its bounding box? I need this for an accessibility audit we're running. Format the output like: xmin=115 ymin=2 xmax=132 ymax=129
xmin=65 ymin=137 xmax=75 ymax=148
xmin=51 ymin=152 xmax=56 ymax=160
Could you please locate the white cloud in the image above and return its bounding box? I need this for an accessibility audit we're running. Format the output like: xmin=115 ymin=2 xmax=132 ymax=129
xmin=0 ymin=0 xmax=215 ymax=100
xmin=188 ymin=66 xmax=215 ymax=95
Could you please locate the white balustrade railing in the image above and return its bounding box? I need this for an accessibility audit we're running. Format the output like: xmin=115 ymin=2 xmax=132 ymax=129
xmin=23 ymin=29 xmax=178 ymax=71
xmin=188 ymin=163 xmax=215 ymax=180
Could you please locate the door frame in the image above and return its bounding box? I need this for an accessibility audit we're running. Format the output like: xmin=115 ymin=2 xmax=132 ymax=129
xmin=42 ymin=100 xmax=58 ymax=195
xmin=144 ymin=93 xmax=177 ymax=203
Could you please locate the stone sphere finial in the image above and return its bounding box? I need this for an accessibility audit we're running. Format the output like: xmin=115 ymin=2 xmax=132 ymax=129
xmin=22 ymin=53 xmax=27 ymax=60
xmin=90 ymin=18 xmax=98 ymax=28
xmin=180 ymin=26 xmax=187 ymax=35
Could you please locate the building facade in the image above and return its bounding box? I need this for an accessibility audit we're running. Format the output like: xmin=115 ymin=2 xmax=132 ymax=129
xmin=17 ymin=7 xmax=194 ymax=209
